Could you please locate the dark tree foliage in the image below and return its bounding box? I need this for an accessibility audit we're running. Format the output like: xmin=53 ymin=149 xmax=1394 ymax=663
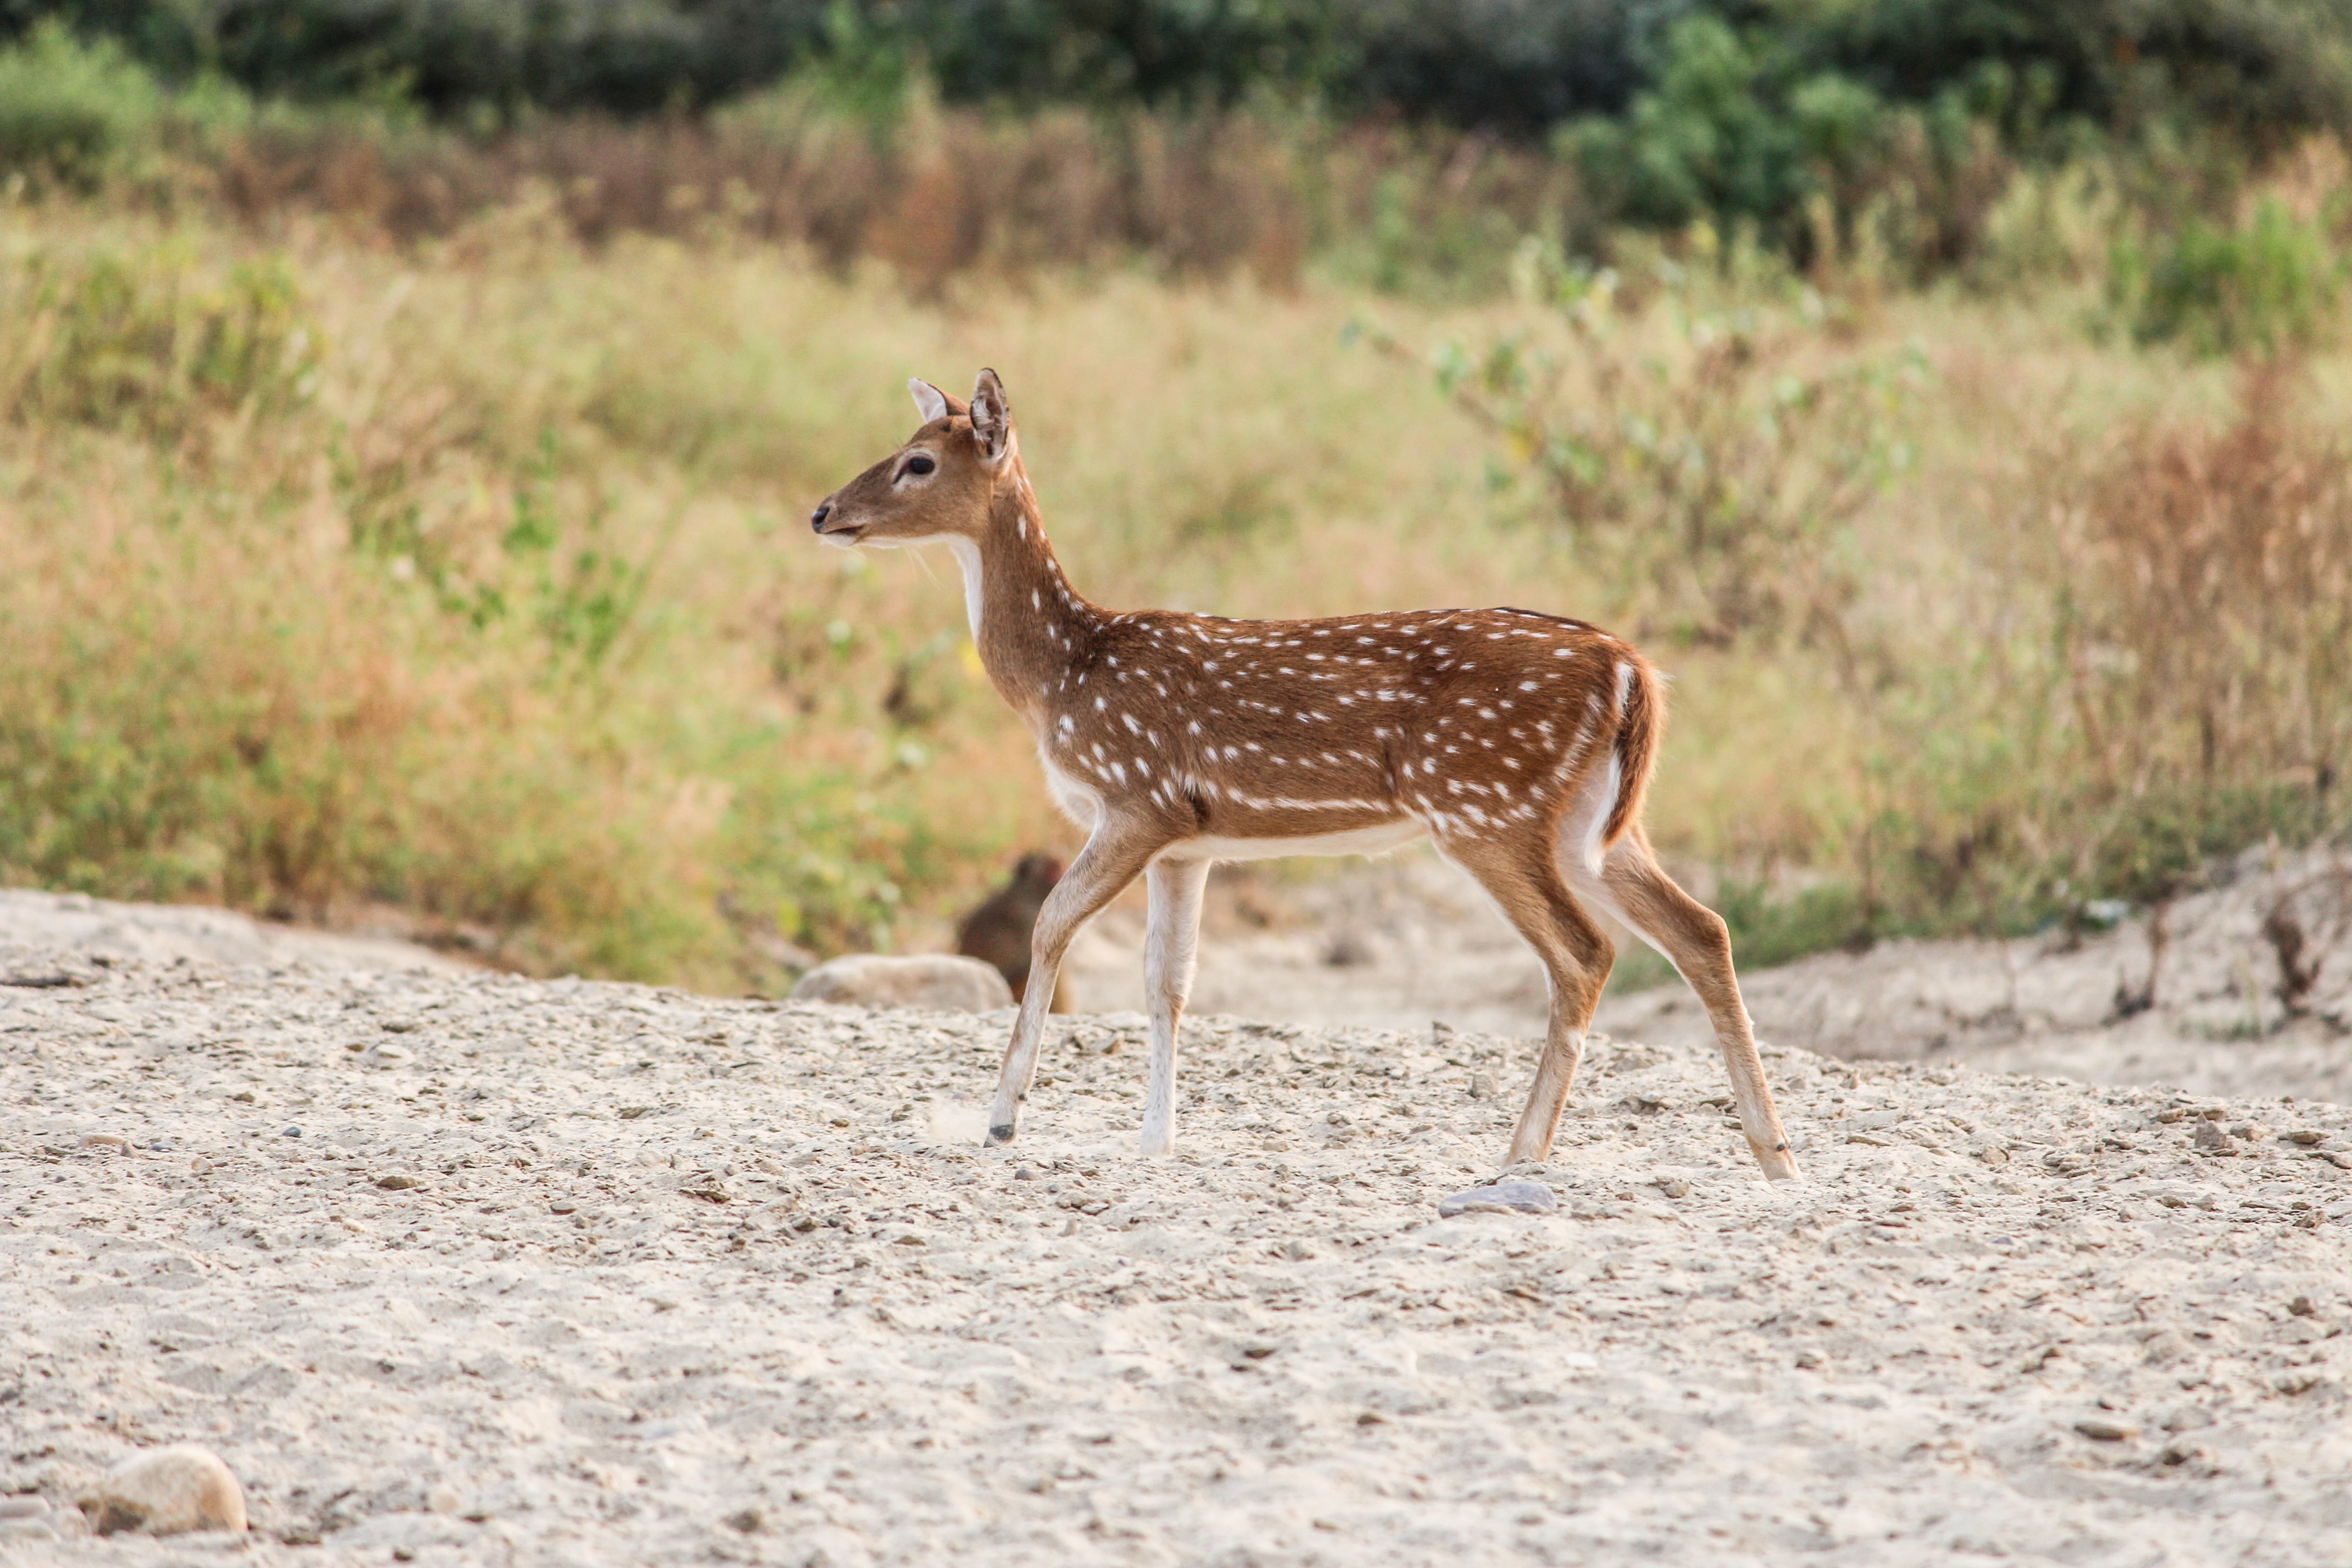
xmin=1330 ymin=0 xmax=1696 ymax=129
xmin=1796 ymin=0 xmax=2352 ymax=147
xmin=2 ymin=0 xmax=2347 ymax=137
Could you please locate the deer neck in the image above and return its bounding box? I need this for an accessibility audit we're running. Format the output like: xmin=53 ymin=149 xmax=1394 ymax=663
xmin=949 ymin=465 xmax=1103 ymax=726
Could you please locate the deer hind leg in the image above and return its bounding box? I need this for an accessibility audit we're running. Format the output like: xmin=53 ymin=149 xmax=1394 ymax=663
xmin=1139 ymin=856 xmax=1210 ymax=1156
xmin=985 ymin=818 xmax=1167 ymax=1147
xmin=1574 ymin=831 xmax=1802 ymax=1181
xmin=1436 ymin=831 xmax=1615 ymax=1166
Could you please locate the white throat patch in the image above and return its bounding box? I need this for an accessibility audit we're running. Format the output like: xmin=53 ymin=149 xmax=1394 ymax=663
xmin=944 ymin=536 xmax=985 ymax=644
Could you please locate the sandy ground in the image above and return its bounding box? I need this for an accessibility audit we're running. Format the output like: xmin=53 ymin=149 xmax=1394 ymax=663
xmin=0 ymin=890 xmax=471 ymax=985
xmin=5 ymin=882 xmax=2352 ymax=1565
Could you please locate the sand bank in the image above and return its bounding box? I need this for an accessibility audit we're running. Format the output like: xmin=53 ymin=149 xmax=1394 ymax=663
xmin=5 ymin=937 xmax=2350 ymax=1564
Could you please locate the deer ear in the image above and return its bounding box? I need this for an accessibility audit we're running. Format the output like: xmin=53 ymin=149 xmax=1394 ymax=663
xmin=970 ymin=368 xmax=1011 ymax=464
xmin=908 ymin=377 xmax=950 ymax=424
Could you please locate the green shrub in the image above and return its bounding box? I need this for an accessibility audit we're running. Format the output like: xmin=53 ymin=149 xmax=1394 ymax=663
xmin=0 ymin=20 xmax=163 ymax=184
xmin=2113 ymin=196 xmax=2342 ymax=355
xmin=1409 ymin=247 xmax=1925 ymax=652
xmin=1563 ymin=18 xmax=1823 ymax=239
xmin=1 ymin=241 xmax=323 ymax=434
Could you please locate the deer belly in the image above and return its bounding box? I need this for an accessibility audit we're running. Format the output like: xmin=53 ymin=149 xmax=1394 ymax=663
xmin=1039 ymin=756 xmax=1104 ymax=831
xmin=1176 ymin=819 xmax=1426 ymax=862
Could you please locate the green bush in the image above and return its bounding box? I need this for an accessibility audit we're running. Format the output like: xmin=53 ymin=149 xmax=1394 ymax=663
xmin=0 ymin=19 xmax=163 ymax=184
xmin=2113 ymin=196 xmax=2342 ymax=355
xmin=1562 ymin=18 xmax=1824 ymax=239
xmin=2 ymin=240 xmax=323 ymax=434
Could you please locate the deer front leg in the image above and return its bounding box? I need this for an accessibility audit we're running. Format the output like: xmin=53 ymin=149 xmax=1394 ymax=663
xmin=985 ymin=817 xmax=1168 ymax=1147
xmin=1139 ymin=856 xmax=1210 ymax=1156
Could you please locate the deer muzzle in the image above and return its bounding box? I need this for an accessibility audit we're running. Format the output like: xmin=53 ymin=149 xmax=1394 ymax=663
xmin=809 ymin=500 xmax=863 ymax=543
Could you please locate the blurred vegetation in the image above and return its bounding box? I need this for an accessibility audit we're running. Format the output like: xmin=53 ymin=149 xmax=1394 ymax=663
xmin=1398 ymin=241 xmax=2352 ymax=953
xmin=4 ymin=2 xmax=2352 ymax=283
xmin=0 ymin=11 xmax=2349 ymax=989
xmin=8 ymin=0 xmax=2351 ymax=142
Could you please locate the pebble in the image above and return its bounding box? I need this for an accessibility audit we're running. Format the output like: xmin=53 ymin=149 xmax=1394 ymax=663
xmin=0 ymin=1497 xmax=49 ymax=1519
xmin=376 ymin=1174 xmax=421 ymax=1191
xmin=789 ymin=954 xmax=1013 ymax=1012
xmin=2073 ymin=1418 xmax=2136 ymax=1442
xmin=2194 ymin=1121 xmax=2232 ymax=1153
xmin=79 ymin=1133 xmax=129 ymax=1154
xmin=1437 ymin=1180 xmax=1558 ymax=1217
xmin=549 ymin=1199 xmax=579 ymax=1214
xmin=78 ymin=1445 xmax=247 ymax=1536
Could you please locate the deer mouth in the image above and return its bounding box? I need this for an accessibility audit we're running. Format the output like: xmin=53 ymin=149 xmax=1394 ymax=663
xmin=813 ymin=520 xmax=867 ymax=546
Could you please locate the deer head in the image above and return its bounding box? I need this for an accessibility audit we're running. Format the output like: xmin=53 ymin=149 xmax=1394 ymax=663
xmin=808 ymin=369 xmax=1015 ymax=549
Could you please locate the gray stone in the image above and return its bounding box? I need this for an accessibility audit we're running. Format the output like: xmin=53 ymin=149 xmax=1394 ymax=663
xmin=79 ymin=1444 xmax=247 ymax=1536
xmin=790 ymin=954 xmax=1014 ymax=1013
xmin=1437 ymin=1180 xmax=1558 ymax=1217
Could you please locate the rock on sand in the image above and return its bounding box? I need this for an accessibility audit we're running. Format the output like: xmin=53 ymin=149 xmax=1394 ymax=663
xmin=790 ymin=953 xmax=1013 ymax=1011
xmin=79 ymin=1445 xmax=246 ymax=1536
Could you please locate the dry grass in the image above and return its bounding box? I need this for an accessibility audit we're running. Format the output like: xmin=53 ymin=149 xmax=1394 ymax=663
xmin=1 ymin=162 xmax=2347 ymax=987
xmin=0 ymin=202 xmax=1567 ymax=986
xmin=192 ymin=98 xmax=1564 ymax=300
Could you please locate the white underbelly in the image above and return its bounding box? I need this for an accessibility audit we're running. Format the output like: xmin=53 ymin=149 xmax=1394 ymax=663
xmin=1039 ymin=755 xmax=1104 ymax=831
xmin=1172 ymin=819 xmax=1427 ymax=863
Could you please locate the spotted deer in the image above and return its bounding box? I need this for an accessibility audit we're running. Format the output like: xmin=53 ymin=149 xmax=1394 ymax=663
xmin=810 ymin=370 xmax=1800 ymax=1180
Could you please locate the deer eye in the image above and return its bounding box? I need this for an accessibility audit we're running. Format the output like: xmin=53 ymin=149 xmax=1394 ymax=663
xmin=902 ymin=454 xmax=936 ymax=477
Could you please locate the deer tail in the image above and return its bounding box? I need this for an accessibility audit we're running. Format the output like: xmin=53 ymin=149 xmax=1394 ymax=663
xmin=1601 ymin=654 xmax=1662 ymax=851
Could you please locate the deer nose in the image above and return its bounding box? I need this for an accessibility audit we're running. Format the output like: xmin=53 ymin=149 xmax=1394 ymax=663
xmin=809 ymin=502 xmax=832 ymax=532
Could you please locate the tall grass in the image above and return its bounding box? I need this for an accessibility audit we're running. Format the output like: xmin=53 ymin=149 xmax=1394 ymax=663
xmin=0 ymin=205 xmax=1584 ymax=984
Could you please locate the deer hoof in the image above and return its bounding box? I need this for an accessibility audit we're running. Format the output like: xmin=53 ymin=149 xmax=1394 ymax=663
xmin=985 ymin=1123 xmax=1017 ymax=1146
